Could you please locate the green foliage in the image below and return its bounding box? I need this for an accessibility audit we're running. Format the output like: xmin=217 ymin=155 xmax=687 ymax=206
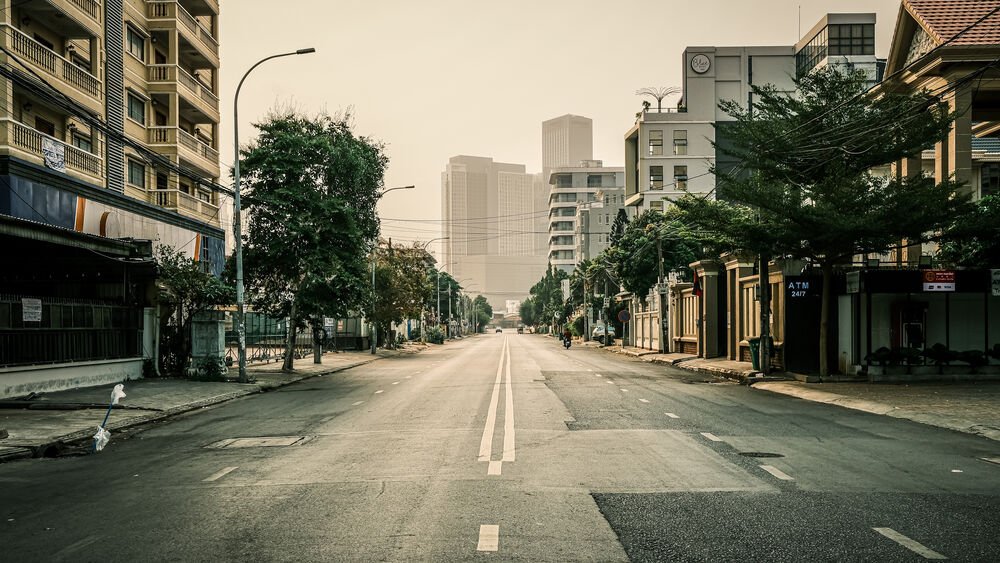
xmin=609 ymin=208 xmax=628 ymax=248
xmin=190 ymin=358 xmax=227 ymax=382
xmin=425 ymin=326 xmax=445 ymax=344
xmin=922 ymin=343 xmax=958 ymax=374
xmin=368 ymin=240 xmax=432 ymax=344
xmin=155 ymin=245 xmax=234 ymax=376
xmin=237 ymin=109 xmax=386 ymax=369
xmin=527 ymin=265 xmax=569 ymax=329
xmin=937 ymin=195 xmax=1000 ymax=268
xmin=472 ymin=295 xmax=493 ymax=332
xmin=674 ymin=67 xmax=969 ymax=377
xmin=570 ymin=315 xmax=585 ymax=337
xmin=519 ymin=297 xmax=537 ymax=327
xmin=606 ymin=209 xmax=702 ymax=296
xmin=427 ymin=268 xmax=461 ymax=322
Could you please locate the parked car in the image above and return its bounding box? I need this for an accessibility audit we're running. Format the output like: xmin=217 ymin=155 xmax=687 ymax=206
xmin=496 ymin=327 xmax=502 ymax=333
xmin=592 ymin=325 xmax=616 ymax=343
xmin=517 ymin=326 xmax=524 ymax=334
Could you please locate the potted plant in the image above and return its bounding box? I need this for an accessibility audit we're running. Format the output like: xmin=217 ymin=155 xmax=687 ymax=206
xmin=921 ymin=343 xmax=957 ymax=375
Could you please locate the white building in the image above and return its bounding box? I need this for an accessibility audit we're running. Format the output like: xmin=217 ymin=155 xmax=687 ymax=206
xmin=548 ymin=160 xmax=624 ymax=274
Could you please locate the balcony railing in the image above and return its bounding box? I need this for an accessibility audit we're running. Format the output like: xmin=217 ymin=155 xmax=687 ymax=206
xmin=69 ymin=0 xmax=101 ymax=21
xmin=147 ymin=64 xmax=219 ymax=118
xmin=3 ymin=24 xmax=101 ymax=99
xmin=4 ymin=118 xmax=103 ymax=179
xmin=148 ymin=126 xmax=219 ymax=169
xmin=151 ymin=188 xmax=219 ymax=222
xmin=148 ymin=1 xmax=219 ymax=59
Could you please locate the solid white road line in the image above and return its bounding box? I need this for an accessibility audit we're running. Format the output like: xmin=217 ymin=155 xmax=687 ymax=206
xmin=639 ymin=398 xmax=649 ymax=403
xmin=665 ymin=413 xmax=679 ymax=418
xmin=477 ymin=525 xmax=500 ymax=551
xmin=375 ymin=390 xmax=384 ymax=394
xmin=478 ymin=339 xmax=506 ymax=462
xmin=502 ymin=338 xmax=515 ymax=462
xmin=203 ymin=466 xmax=238 ymax=482
xmin=352 ymin=401 xmax=364 ymax=406
xmin=873 ymin=528 xmax=947 ymax=560
xmin=488 ymin=461 xmax=502 ymax=476
xmin=760 ymin=465 xmax=794 ymax=481
xmin=701 ymin=432 xmax=723 ymax=442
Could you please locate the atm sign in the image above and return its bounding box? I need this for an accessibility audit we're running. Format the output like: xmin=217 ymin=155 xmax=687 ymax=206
xmin=922 ymin=270 xmax=955 ymax=292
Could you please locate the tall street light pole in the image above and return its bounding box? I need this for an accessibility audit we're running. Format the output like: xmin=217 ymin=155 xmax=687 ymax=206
xmin=233 ymin=47 xmax=315 ymax=384
xmin=371 ymin=185 xmax=416 ymax=354
xmin=419 ymin=238 xmax=448 ymax=343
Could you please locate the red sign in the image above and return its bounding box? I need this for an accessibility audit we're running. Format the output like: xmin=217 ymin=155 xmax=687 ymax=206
xmin=922 ymin=270 xmax=955 ymax=292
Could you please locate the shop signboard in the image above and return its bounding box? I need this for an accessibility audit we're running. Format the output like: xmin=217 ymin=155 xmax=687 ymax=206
xmin=922 ymin=270 xmax=955 ymax=292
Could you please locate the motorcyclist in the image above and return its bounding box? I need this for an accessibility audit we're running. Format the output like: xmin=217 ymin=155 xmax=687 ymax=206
xmin=562 ymin=329 xmax=572 ymax=347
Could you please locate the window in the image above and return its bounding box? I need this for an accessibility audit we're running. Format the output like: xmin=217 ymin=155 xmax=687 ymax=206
xmin=587 ymin=175 xmax=602 ymax=188
xmin=648 ymin=130 xmax=663 ymax=156
xmin=72 ymin=133 xmax=92 ymax=153
xmin=597 ymin=214 xmax=602 ymax=225
xmin=127 ymin=92 xmax=145 ymax=124
xmin=828 ymin=23 xmax=874 ymax=56
xmin=127 ymin=159 xmax=145 ymax=188
xmin=673 ymin=130 xmax=688 ymax=155
xmin=556 ymin=174 xmax=572 ymax=188
xmin=34 ymin=117 xmax=55 ymax=137
xmin=649 ymin=166 xmax=663 ymax=189
xmin=982 ymin=163 xmax=1000 ymax=197
xmin=605 ymin=213 xmax=610 ymax=224
xmin=34 ymin=34 xmax=55 ymax=51
xmin=126 ymin=26 xmax=145 ymax=60
xmin=674 ymin=165 xmax=688 ymax=190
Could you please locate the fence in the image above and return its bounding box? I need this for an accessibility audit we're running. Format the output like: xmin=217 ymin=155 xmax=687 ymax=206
xmin=224 ymin=312 xmax=314 ymax=365
xmin=0 ymin=296 xmax=141 ymax=367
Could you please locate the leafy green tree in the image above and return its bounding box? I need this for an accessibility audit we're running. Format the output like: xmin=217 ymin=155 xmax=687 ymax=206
xmin=675 ymin=67 xmax=969 ymax=376
xmin=606 ymin=209 xmax=702 ymax=296
xmin=609 ymin=208 xmax=628 ymax=247
xmin=238 ymin=109 xmax=386 ymax=371
xmin=426 ymin=269 xmax=461 ymax=323
xmin=369 ymin=239 xmax=432 ymax=347
xmin=937 ymin=195 xmax=1000 ymax=268
xmin=519 ymin=297 xmax=537 ymax=327
xmin=155 ymin=245 xmax=234 ymax=375
xmin=528 ymin=264 xmax=570 ymax=332
xmin=471 ymin=295 xmax=493 ymax=332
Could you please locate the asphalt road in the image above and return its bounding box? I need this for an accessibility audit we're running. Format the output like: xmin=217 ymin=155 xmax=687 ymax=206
xmin=1 ymin=333 xmax=998 ymax=562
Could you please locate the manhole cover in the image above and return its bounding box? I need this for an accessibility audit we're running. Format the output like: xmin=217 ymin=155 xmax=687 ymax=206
xmin=206 ymin=436 xmax=311 ymax=449
xmin=739 ymin=452 xmax=784 ymax=458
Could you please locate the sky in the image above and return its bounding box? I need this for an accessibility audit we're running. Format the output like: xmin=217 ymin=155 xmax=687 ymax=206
xmin=219 ymin=0 xmax=903 ymax=257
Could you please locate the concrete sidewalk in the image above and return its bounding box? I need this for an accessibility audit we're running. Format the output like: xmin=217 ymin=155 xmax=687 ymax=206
xmin=601 ymin=345 xmax=1000 ymax=443
xmin=0 ymin=343 xmax=429 ymax=462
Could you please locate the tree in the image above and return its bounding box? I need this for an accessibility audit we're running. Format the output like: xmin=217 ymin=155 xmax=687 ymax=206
xmin=606 ymin=209 xmax=702 ymax=296
xmin=155 ymin=245 xmax=234 ymax=375
xmin=238 ymin=109 xmax=386 ymax=371
xmin=519 ymin=297 xmax=537 ymax=327
xmin=675 ymin=67 xmax=969 ymax=376
xmin=471 ymin=295 xmax=493 ymax=332
xmin=527 ymin=264 xmax=570 ymax=332
xmin=937 ymin=195 xmax=1000 ymax=268
xmin=609 ymin=208 xmax=628 ymax=247
xmin=369 ymin=239 xmax=432 ymax=347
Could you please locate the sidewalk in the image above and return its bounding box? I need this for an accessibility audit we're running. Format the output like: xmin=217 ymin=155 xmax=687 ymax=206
xmin=0 ymin=344 xmax=428 ymax=462
xmin=602 ymin=345 xmax=1000 ymax=443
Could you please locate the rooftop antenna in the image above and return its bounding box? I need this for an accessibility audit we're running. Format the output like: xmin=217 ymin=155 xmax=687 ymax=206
xmin=635 ymin=86 xmax=681 ymax=113
xmin=798 ymin=5 xmax=801 ymax=40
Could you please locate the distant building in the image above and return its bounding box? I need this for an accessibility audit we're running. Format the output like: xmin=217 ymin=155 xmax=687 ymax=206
xmin=547 ymin=160 xmax=624 ymax=273
xmin=542 ymin=114 xmax=593 ymax=174
xmin=441 ymin=156 xmax=547 ymax=310
xmin=575 ymin=187 xmax=626 ymax=264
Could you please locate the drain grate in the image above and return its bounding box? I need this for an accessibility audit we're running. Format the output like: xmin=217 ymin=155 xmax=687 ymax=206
xmin=739 ymin=452 xmax=784 ymax=458
xmin=206 ymin=436 xmax=311 ymax=449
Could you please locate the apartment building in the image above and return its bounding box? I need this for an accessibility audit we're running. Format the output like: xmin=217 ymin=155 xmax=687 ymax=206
xmin=0 ymin=0 xmax=224 ymax=396
xmin=575 ymin=187 xmax=626 ymax=264
xmin=547 ymin=160 xmax=624 ymax=273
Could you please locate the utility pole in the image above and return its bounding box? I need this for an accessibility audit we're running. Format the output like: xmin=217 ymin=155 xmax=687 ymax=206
xmin=657 ymin=231 xmax=667 ymax=353
xmin=447 ymin=281 xmax=452 ymax=338
xmin=583 ymin=276 xmax=590 ymax=342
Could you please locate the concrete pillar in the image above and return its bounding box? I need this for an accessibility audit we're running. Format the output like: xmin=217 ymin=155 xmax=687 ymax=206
xmin=691 ymin=260 xmax=721 ymax=358
xmin=946 ymin=84 xmax=973 ymax=198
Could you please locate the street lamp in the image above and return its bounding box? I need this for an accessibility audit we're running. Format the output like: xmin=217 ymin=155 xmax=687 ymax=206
xmin=371 ymin=185 xmax=416 ymax=354
xmin=418 ymin=238 xmax=448 ymax=342
xmin=233 ymin=47 xmax=315 ymax=383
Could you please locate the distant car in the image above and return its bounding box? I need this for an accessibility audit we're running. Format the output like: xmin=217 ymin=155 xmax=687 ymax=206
xmin=496 ymin=327 xmax=502 ymax=333
xmin=592 ymin=325 xmax=616 ymax=343
xmin=517 ymin=327 xmax=524 ymax=334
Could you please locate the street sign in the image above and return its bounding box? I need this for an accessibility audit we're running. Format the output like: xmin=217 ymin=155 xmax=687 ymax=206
xmin=603 ymin=297 xmax=610 ymax=308
xmin=561 ymin=279 xmax=570 ymax=301
xmin=618 ymin=310 xmax=631 ymax=323
xmin=922 ymin=270 xmax=955 ymax=292
xmin=21 ymin=298 xmax=41 ymax=322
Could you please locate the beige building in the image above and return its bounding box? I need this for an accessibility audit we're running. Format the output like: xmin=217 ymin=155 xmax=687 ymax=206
xmin=547 ymin=160 xmax=624 ymax=273
xmin=0 ymin=0 xmax=224 ymax=397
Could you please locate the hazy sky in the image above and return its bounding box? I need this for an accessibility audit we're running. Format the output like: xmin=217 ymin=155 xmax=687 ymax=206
xmin=220 ymin=0 xmax=902 ymax=256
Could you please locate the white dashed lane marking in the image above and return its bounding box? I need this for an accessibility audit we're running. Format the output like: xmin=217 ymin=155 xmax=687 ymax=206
xmin=352 ymin=401 xmax=364 ymax=406
xmin=202 ymin=466 xmax=238 ymax=482
xmin=760 ymin=465 xmax=794 ymax=481
xmin=477 ymin=525 xmax=499 ymax=551
xmin=392 ymin=381 xmax=400 ymax=385
xmin=638 ymin=398 xmax=649 ymax=403
xmin=701 ymin=432 xmax=723 ymax=442
xmin=375 ymin=390 xmax=384 ymax=394
xmin=873 ymin=528 xmax=947 ymax=560
xmin=665 ymin=413 xmax=679 ymax=418
xmin=620 ymin=388 xmax=629 ymax=393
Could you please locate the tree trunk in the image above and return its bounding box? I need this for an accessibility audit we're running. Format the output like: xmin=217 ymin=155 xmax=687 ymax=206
xmin=282 ymin=300 xmax=297 ymax=372
xmin=312 ymin=320 xmax=322 ymax=364
xmin=819 ymin=262 xmax=833 ymax=378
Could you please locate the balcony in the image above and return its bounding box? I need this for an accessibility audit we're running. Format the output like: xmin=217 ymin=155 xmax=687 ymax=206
xmin=147 ymin=64 xmax=220 ymax=123
xmin=150 ymin=188 xmax=220 ymax=226
xmin=2 ymin=25 xmax=102 ymax=114
xmin=147 ymin=1 xmax=219 ymax=68
xmin=147 ymin=126 xmax=220 ymax=176
xmin=2 ymin=118 xmax=104 ymax=185
xmin=19 ymin=0 xmax=102 ymax=38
